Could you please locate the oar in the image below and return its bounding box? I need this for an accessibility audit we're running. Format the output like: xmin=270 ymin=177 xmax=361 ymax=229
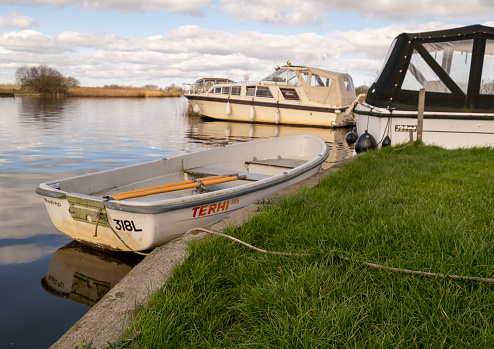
xmin=108 ymin=174 xmax=246 ymax=200
xmin=106 ymin=174 xmax=229 ymax=200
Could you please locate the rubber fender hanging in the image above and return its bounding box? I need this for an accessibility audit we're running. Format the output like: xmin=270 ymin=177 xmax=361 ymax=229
xmin=382 ymin=135 xmax=392 ymax=147
xmin=226 ymin=101 xmax=231 ymax=117
xmin=355 ymin=130 xmax=377 ymax=154
xmin=274 ymin=108 xmax=280 ymax=124
xmin=193 ymin=103 xmax=200 ymax=114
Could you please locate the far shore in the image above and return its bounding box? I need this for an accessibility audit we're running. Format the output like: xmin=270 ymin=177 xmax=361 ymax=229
xmin=0 ymin=84 xmax=184 ymax=98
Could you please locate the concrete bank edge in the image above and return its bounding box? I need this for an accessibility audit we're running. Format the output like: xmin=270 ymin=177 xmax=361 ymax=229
xmin=50 ymin=159 xmax=351 ymax=349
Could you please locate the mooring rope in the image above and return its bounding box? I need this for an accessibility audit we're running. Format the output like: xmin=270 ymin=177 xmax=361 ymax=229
xmin=186 ymin=228 xmax=494 ymax=284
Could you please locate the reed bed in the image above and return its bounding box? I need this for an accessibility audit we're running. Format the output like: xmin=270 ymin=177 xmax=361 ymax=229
xmin=0 ymin=84 xmax=21 ymax=90
xmin=116 ymin=144 xmax=494 ymax=349
xmin=67 ymin=87 xmax=182 ymax=98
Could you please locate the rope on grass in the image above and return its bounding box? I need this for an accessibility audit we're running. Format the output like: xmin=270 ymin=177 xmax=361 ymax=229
xmin=187 ymin=227 xmax=494 ymax=284
xmin=187 ymin=227 xmax=307 ymax=257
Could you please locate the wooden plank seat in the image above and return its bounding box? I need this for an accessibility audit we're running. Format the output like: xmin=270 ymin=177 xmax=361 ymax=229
xmin=185 ymin=167 xmax=270 ymax=181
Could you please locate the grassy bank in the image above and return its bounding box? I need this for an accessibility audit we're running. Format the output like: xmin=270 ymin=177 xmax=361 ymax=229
xmin=118 ymin=144 xmax=493 ymax=348
xmin=67 ymin=87 xmax=182 ymax=98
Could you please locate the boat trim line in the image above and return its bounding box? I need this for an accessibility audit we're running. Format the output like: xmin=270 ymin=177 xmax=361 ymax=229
xmin=186 ymin=95 xmax=348 ymax=114
xmin=355 ymin=108 xmax=494 ymax=121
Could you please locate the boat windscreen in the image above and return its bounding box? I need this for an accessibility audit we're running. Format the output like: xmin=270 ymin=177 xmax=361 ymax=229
xmin=366 ymin=25 xmax=494 ymax=112
xmin=401 ymin=40 xmax=473 ymax=94
xmin=481 ymin=39 xmax=494 ymax=94
xmin=262 ymin=68 xmax=300 ymax=84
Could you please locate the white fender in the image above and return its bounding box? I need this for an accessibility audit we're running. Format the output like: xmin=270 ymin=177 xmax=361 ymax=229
xmin=274 ymin=108 xmax=280 ymax=124
xmin=250 ymin=106 xmax=255 ymax=122
xmin=226 ymin=101 xmax=231 ymax=117
xmin=193 ymin=103 xmax=200 ymax=114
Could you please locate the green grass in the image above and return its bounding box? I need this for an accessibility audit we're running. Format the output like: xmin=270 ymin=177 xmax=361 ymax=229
xmin=124 ymin=144 xmax=494 ymax=348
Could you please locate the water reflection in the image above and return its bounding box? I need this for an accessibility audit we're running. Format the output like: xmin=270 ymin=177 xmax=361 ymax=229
xmin=41 ymin=241 xmax=144 ymax=307
xmin=185 ymin=116 xmax=355 ymax=167
xmin=0 ymin=243 xmax=57 ymax=265
xmin=18 ymin=96 xmax=70 ymax=125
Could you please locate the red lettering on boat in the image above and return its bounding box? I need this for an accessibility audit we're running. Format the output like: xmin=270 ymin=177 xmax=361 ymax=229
xmin=208 ymin=203 xmax=217 ymax=214
xmin=199 ymin=205 xmax=208 ymax=216
xmin=192 ymin=206 xmax=200 ymax=217
xmin=192 ymin=200 xmax=230 ymax=218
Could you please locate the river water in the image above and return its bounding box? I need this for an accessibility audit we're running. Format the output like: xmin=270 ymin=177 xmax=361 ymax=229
xmin=0 ymin=96 xmax=354 ymax=348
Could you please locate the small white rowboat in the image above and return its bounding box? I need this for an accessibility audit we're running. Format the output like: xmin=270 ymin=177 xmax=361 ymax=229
xmin=36 ymin=135 xmax=329 ymax=252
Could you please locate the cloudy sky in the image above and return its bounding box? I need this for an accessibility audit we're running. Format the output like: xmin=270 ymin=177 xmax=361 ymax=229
xmin=1 ymin=1 xmax=493 ymax=89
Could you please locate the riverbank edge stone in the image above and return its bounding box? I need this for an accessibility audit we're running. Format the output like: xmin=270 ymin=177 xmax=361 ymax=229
xmin=50 ymin=159 xmax=352 ymax=349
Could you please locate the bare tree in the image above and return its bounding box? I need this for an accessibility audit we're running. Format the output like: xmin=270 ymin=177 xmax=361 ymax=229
xmin=15 ymin=64 xmax=68 ymax=94
xmin=64 ymin=76 xmax=80 ymax=88
xmin=355 ymin=84 xmax=369 ymax=96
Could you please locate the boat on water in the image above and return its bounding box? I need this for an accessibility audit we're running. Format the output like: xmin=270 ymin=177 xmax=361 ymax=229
xmin=36 ymin=135 xmax=329 ymax=252
xmin=354 ymin=24 xmax=494 ymax=149
xmin=185 ymin=62 xmax=363 ymax=128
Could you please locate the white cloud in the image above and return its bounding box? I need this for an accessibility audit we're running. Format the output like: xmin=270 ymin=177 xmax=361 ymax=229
xmin=0 ymin=22 xmax=490 ymax=88
xmin=0 ymin=30 xmax=70 ymax=53
xmin=0 ymin=0 xmax=212 ymax=14
xmin=219 ymin=0 xmax=494 ymax=25
xmin=0 ymin=13 xmax=37 ymax=29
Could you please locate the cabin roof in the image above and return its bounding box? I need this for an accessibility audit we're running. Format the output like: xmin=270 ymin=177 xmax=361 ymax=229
xmin=195 ymin=78 xmax=235 ymax=84
xmin=366 ymin=24 xmax=494 ymax=113
xmin=277 ymin=64 xmax=351 ymax=78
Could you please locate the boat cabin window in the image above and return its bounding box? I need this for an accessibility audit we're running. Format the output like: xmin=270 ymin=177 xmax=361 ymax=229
xmin=402 ymin=39 xmax=473 ymax=94
xmin=246 ymin=86 xmax=256 ymax=97
xmin=481 ymin=39 xmax=494 ymax=94
xmin=222 ymin=87 xmax=231 ymax=94
xmin=256 ymin=86 xmax=273 ymax=98
xmin=231 ymin=86 xmax=241 ymax=95
xmin=245 ymin=86 xmax=274 ymax=98
xmin=344 ymin=76 xmax=355 ymax=91
xmin=262 ymin=68 xmax=300 ymax=84
xmin=310 ymin=74 xmax=331 ymax=87
xmin=279 ymin=88 xmax=299 ymax=100
xmin=211 ymin=87 xmax=222 ymax=94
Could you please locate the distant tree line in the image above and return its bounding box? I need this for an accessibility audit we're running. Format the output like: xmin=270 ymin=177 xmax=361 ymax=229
xmin=15 ymin=64 xmax=182 ymax=94
xmin=104 ymin=83 xmax=182 ymax=92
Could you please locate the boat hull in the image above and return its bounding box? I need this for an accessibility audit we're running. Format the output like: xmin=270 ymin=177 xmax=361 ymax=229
xmin=186 ymin=95 xmax=355 ymax=128
xmin=37 ymin=136 xmax=329 ymax=251
xmin=355 ymin=104 xmax=494 ymax=149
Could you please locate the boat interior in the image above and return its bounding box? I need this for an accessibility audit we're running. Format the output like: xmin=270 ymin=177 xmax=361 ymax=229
xmin=88 ymin=156 xmax=307 ymax=202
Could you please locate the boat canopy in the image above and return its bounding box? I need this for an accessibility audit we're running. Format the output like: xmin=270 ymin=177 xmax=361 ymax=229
xmin=367 ymin=24 xmax=494 ymax=113
xmin=262 ymin=64 xmax=356 ymax=105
